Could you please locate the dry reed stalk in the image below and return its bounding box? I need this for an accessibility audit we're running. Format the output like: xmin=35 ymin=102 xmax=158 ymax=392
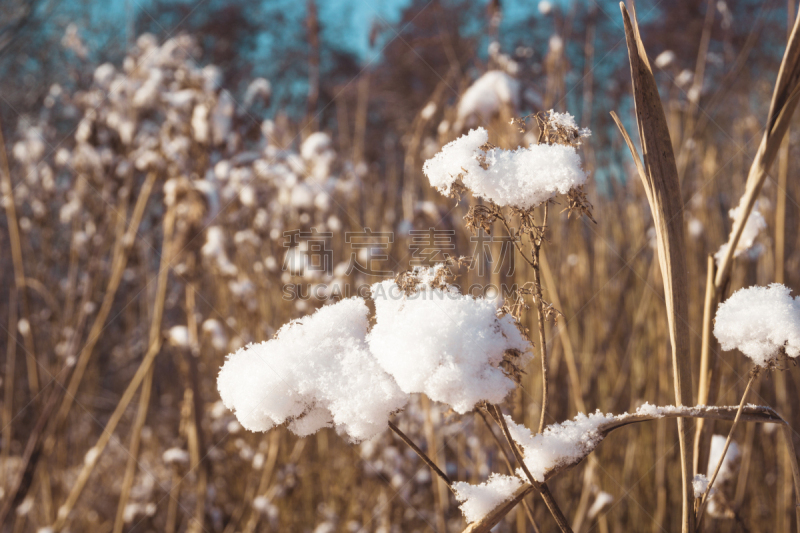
xmin=464 ymin=404 xmax=797 ymax=532
xmin=112 ymin=253 xmax=177 ymax=532
xmin=696 ymin=4 xmax=800 ymax=484
xmin=243 ymin=430 xmax=281 ymax=533
xmin=52 ymin=205 xmax=175 ymax=532
xmin=0 ymin=117 xmax=39 ymax=397
xmin=613 ymin=3 xmax=695 ymax=530
xmin=476 ymin=410 xmax=540 ymax=532
xmin=185 ymin=283 xmax=208 ymax=533
xmin=487 ymin=404 xmax=573 ymax=533
xmin=56 ymin=171 xmax=158 ymax=426
xmin=693 ymin=255 xmax=716 ymax=474
xmin=420 ymin=395 xmax=449 ymax=532
xmin=675 ymin=0 xmax=715 ymax=179
xmin=3 ymin=287 xmax=18 ymax=467
xmin=775 ymin=135 xmax=789 ymax=284
xmin=540 ymin=250 xmax=602 ymax=533
xmin=165 ymin=467 xmax=182 ymax=533
xmin=387 ymin=420 xmax=453 ymax=490
xmin=0 ymin=178 xmax=144 ymax=525
xmin=305 ymin=0 xmax=320 ymax=131
xmin=112 ymin=364 xmax=154 ymax=533
xmin=531 ymin=204 xmax=551 ymax=435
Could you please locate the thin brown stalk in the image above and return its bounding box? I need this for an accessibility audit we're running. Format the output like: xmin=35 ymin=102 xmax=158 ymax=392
xmin=488 ymin=404 xmax=573 ymax=533
xmin=476 ymin=410 xmax=540 ymax=532
xmin=56 ymin=171 xmax=157 ymax=426
xmin=0 ymin=116 xmax=39 ymax=397
xmin=388 ymin=420 xmax=454 ymax=491
xmin=530 ymin=204 xmax=550 ymax=434
xmin=696 ymin=370 xmax=758 ymax=523
xmin=52 ymin=206 xmax=174 ymax=532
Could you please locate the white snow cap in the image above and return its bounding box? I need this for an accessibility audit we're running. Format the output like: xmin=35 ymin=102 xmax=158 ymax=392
xmin=217 ymin=298 xmax=408 ymax=442
xmin=368 ymin=265 xmax=531 ymax=413
xmin=457 ymin=71 xmax=519 ymax=125
xmin=422 ymin=127 xmax=587 ymax=209
xmin=714 ymin=201 xmax=766 ymax=266
xmin=504 ymin=411 xmax=614 ymax=482
xmin=453 ymin=473 xmax=524 ymax=524
xmin=714 ymin=284 xmax=800 ymax=367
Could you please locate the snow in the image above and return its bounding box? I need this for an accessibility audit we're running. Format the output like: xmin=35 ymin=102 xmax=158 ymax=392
xmin=714 ymin=284 xmax=800 ymax=367
xmin=714 ymin=202 xmax=766 ymax=265
xmin=453 ymin=473 xmax=524 ymax=523
xmin=692 ymin=474 xmax=710 ymax=498
xmin=457 ymin=71 xmax=519 ymax=125
xmin=367 ymin=265 xmax=531 ymax=413
xmin=217 ymin=298 xmax=408 ymax=442
xmin=707 ymin=434 xmax=740 ymax=481
xmin=167 ymin=326 xmax=190 ymax=348
xmin=162 ymin=447 xmax=190 ymax=465
xmin=587 ymin=491 xmax=614 ymax=519
xmin=422 ymin=127 xmax=587 ymax=209
xmin=504 ymin=411 xmax=614 ymax=482
xmin=654 ymin=50 xmax=676 ymax=69
xmin=202 ymin=226 xmax=238 ymax=277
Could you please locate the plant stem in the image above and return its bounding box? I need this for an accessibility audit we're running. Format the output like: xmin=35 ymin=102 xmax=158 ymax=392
xmin=476 ymin=410 xmax=540 ymax=532
xmin=387 ymin=420 xmax=454 ymax=493
xmin=531 ymin=203 xmax=550 ymax=434
xmin=489 ymin=404 xmax=573 ymax=533
xmin=697 ymin=369 xmax=758 ymax=524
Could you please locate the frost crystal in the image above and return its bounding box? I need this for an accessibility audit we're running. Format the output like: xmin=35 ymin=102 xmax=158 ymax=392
xmin=714 ymin=284 xmax=800 ymax=367
xmin=217 ymin=298 xmax=408 ymax=442
xmin=453 ymin=473 xmax=524 ymax=523
xmin=422 ymin=127 xmax=587 ymax=209
xmin=504 ymin=411 xmax=614 ymax=482
xmin=368 ymin=266 xmax=531 ymax=413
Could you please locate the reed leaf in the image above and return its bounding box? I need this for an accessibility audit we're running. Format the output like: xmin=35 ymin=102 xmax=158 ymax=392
xmin=613 ymin=2 xmax=694 ymax=531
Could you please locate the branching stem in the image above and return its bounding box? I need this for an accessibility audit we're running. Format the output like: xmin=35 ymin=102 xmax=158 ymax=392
xmin=488 ymin=404 xmax=573 ymax=533
xmin=388 ymin=420 xmax=455 ymax=493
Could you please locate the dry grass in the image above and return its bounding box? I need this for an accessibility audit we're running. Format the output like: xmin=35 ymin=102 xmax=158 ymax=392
xmin=1 ymin=2 xmax=800 ymax=532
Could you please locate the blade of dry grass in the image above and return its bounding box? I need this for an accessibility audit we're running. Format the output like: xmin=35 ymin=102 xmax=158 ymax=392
xmin=614 ymin=3 xmax=695 ymax=530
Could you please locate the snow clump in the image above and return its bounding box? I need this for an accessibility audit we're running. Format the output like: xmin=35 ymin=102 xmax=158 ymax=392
xmin=217 ymin=298 xmax=408 ymax=442
xmin=422 ymin=127 xmax=587 ymax=209
xmin=714 ymin=284 xmax=800 ymax=367
xmin=367 ymin=265 xmax=531 ymax=414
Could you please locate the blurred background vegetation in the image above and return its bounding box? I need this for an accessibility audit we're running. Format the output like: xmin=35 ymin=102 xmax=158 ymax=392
xmin=1 ymin=0 xmax=799 ymax=531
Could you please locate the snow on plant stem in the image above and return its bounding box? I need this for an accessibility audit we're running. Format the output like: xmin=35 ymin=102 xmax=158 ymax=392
xmin=503 ymin=411 xmax=614 ymax=482
xmin=422 ymin=127 xmax=587 ymax=209
xmin=453 ymin=473 xmax=524 ymax=523
xmin=714 ymin=283 xmax=800 ymax=367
